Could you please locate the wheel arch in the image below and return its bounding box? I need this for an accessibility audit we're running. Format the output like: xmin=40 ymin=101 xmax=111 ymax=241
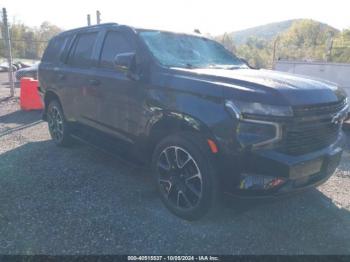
xmin=43 ymin=91 xmax=63 ymax=120
xmin=145 ymin=111 xmax=218 ymax=161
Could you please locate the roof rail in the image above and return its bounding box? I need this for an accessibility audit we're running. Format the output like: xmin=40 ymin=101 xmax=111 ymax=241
xmin=88 ymin=22 xmax=119 ymax=28
xmin=62 ymin=22 xmax=119 ymax=34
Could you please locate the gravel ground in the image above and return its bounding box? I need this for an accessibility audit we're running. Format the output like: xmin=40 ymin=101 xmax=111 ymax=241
xmin=0 ymin=82 xmax=350 ymax=255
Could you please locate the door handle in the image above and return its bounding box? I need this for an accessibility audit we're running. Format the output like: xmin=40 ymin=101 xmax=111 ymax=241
xmin=89 ymin=79 xmax=100 ymax=86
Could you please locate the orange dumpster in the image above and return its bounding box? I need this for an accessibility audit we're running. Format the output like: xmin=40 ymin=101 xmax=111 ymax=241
xmin=20 ymin=78 xmax=43 ymax=111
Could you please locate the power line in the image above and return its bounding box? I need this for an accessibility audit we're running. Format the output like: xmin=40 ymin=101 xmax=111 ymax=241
xmin=0 ymin=39 xmax=49 ymax=43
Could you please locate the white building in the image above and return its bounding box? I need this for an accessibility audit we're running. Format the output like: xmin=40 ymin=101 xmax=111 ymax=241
xmin=274 ymin=60 xmax=350 ymax=99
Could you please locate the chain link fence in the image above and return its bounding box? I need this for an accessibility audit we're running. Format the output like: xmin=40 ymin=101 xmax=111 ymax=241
xmin=0 ymin=38 xmax=45 ymax=96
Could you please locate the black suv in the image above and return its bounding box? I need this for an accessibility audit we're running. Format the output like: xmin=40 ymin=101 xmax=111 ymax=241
xmin=39 ymin=23 xmax=349 ymax=220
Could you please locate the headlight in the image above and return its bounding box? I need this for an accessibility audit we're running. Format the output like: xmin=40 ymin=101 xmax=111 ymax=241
xmin=237 ymin=119 xmax=282 ymax=148
xmin=225 ymin=100 xmax=293 ymax=118
xmin=225 ymin=100 xmax=285 ymax=148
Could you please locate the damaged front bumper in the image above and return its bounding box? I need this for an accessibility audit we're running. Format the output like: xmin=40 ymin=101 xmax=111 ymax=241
xmin=228 ymin=134 xmax=344 ymax=198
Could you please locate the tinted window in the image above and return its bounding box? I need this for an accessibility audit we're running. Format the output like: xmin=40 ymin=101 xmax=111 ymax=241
xmin=42 ymin=36 xmax=69 ymax=63
xmin=67 ymin=32 xmax=98 ymax=67
xmin=100 ymin=31 xmax=135 ymax=69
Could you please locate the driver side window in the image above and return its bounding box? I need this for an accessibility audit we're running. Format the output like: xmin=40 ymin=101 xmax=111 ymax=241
xmin=99 ymin=31 xmax=135 ymax=69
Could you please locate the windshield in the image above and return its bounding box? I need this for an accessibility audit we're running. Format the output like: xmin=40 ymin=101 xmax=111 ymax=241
xmin=139 ymin=31 xmax=247 ymax=69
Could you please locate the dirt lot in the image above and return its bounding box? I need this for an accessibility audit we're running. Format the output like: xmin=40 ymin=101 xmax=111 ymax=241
xmin=0 ymin=79 xmax=350 ymax=255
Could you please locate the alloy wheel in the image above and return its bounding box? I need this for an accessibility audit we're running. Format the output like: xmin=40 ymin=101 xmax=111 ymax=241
xmin=48 ymin=106 xmax=64 ymax=142
xmin=157 ymin=146 xmax=203 ymax=210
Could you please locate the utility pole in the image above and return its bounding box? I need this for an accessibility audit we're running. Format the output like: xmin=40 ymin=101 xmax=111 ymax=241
xmin=272 ymin=36 xmax=280 ymax=70
xmin=2 ymin=8 xmax=15 ymax=97
xmin=96 ymin=10 xmax=101 ymax=25
xmin=326 ymin=32 xmax=334 ymax=62
xmin=87 ymin=14 xmax=91 ymax=26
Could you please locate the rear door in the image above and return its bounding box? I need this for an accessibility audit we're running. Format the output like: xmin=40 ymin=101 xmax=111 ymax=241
xmin=63 ymin=30 xmax=101 ymax=125
xmin=40 ymin=34 xmax=73 ymax=112
xmin=91 ymin=30 xmax=137 ymax=142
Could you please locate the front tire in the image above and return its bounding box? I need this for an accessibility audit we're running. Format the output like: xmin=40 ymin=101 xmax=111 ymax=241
xmin=152 ymin=134 xmax=220 ymax=221
xmin=47 ymin=100 xmax=72 ymax=146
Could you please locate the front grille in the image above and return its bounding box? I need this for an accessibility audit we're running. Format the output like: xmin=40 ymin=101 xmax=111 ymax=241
xmin=280 ymin=119 xmax=341 ymax=155
xmin=293 ymin=98 xmax=347 ymax=117
xmin=279 ymin=99 xmax=346 ymax=156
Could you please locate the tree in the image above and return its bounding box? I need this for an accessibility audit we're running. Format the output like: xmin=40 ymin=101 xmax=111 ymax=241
xmin=236 ymin=38 xmax=272 ymax=68
xmin=217 ymin=19 xmax=350 ymax=68
xmin=221 ymin=33 xmax=236 ymax=53
xmin=35 ymin=22 xmax=62 ymax=58
xmin=276 ymin=19 xmax=337 ymax=62
xmin=0 ymin=21 xmax=62 ymax=60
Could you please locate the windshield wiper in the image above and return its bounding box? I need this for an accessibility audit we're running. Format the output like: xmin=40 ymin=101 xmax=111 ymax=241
xmin=206 ymin=64 xmax=243 ymax=70
xmin=227 ymin=66 xmax=243 ymax=70
xmin=185 ymin=63 xmax=196 ymax=69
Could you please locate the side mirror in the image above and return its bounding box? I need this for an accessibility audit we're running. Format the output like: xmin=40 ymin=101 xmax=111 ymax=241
xmin=113 ymin=52 xmax=139 ymax=80
xmin=113 ymin=52 xmax=136 ymax=72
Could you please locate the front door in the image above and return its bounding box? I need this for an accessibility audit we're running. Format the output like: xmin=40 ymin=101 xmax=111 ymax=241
xmin=92 ymin=30 xmax=137 ymax=143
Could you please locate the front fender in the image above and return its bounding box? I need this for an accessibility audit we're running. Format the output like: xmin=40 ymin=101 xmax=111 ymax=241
xmin=146 ymin=110 xmax=213 ymax=138
xmin=144 ymin=85 xmax=239 ymax=157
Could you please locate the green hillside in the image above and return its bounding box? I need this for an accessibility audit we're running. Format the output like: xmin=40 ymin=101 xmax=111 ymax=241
xmin=216 ymin=19 xmax=348 ymax=69
xmin=228 ymin=20 xmax=296 ymax=45
xmin=224 ymin=19 xmax=339 ymax=46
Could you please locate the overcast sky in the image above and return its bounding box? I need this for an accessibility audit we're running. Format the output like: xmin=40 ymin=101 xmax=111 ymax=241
xmin=2 ymin=0 xmax=350 ymax=35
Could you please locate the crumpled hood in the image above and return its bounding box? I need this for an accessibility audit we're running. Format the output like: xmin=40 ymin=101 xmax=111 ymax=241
xmin=170 ymin=67 xmax=346 ymax=106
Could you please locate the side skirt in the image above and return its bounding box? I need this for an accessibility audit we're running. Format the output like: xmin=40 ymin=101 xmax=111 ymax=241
xmin=70 ymin=122 xmax=148 ymax=168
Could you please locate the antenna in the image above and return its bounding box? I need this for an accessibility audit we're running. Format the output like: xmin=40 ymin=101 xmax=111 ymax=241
xmin=87 ymin=14 xmax=91 ymax=26
xmin=96 ymin=10 xmax=101 ymax=25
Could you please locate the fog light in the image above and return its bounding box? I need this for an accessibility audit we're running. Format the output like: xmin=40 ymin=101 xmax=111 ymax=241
xmin=266 ymin=178 xmax=285 ymax=189
xmin=239 ymin=173 xmax=285 ymax=190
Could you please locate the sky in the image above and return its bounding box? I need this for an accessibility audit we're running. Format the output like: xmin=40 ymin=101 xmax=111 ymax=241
xmin=1 ymin=0 xmax=350 ymax=35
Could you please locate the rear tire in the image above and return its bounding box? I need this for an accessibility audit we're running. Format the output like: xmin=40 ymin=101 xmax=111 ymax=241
xmin=152 ymin=133 xmax=221 ymax=221
xmin=47 ymin=100 xmax=72 ymax=147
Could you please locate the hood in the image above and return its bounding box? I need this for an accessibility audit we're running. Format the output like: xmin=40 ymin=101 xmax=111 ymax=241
xmin=169 ymin=67 xmax=346 ymax=106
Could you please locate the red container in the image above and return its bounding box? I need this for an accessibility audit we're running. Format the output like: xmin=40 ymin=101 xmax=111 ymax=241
xmin=20 ymin=78 xmax=43 ymax=111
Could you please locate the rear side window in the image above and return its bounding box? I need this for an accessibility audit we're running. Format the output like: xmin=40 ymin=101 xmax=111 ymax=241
xmin=67 ymin=32 xmax=98 ymax=67
xmin=100 ymin=31 xmax=135 ymax=69
xmin=42 ymin=36 xmax=69 ymax=63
